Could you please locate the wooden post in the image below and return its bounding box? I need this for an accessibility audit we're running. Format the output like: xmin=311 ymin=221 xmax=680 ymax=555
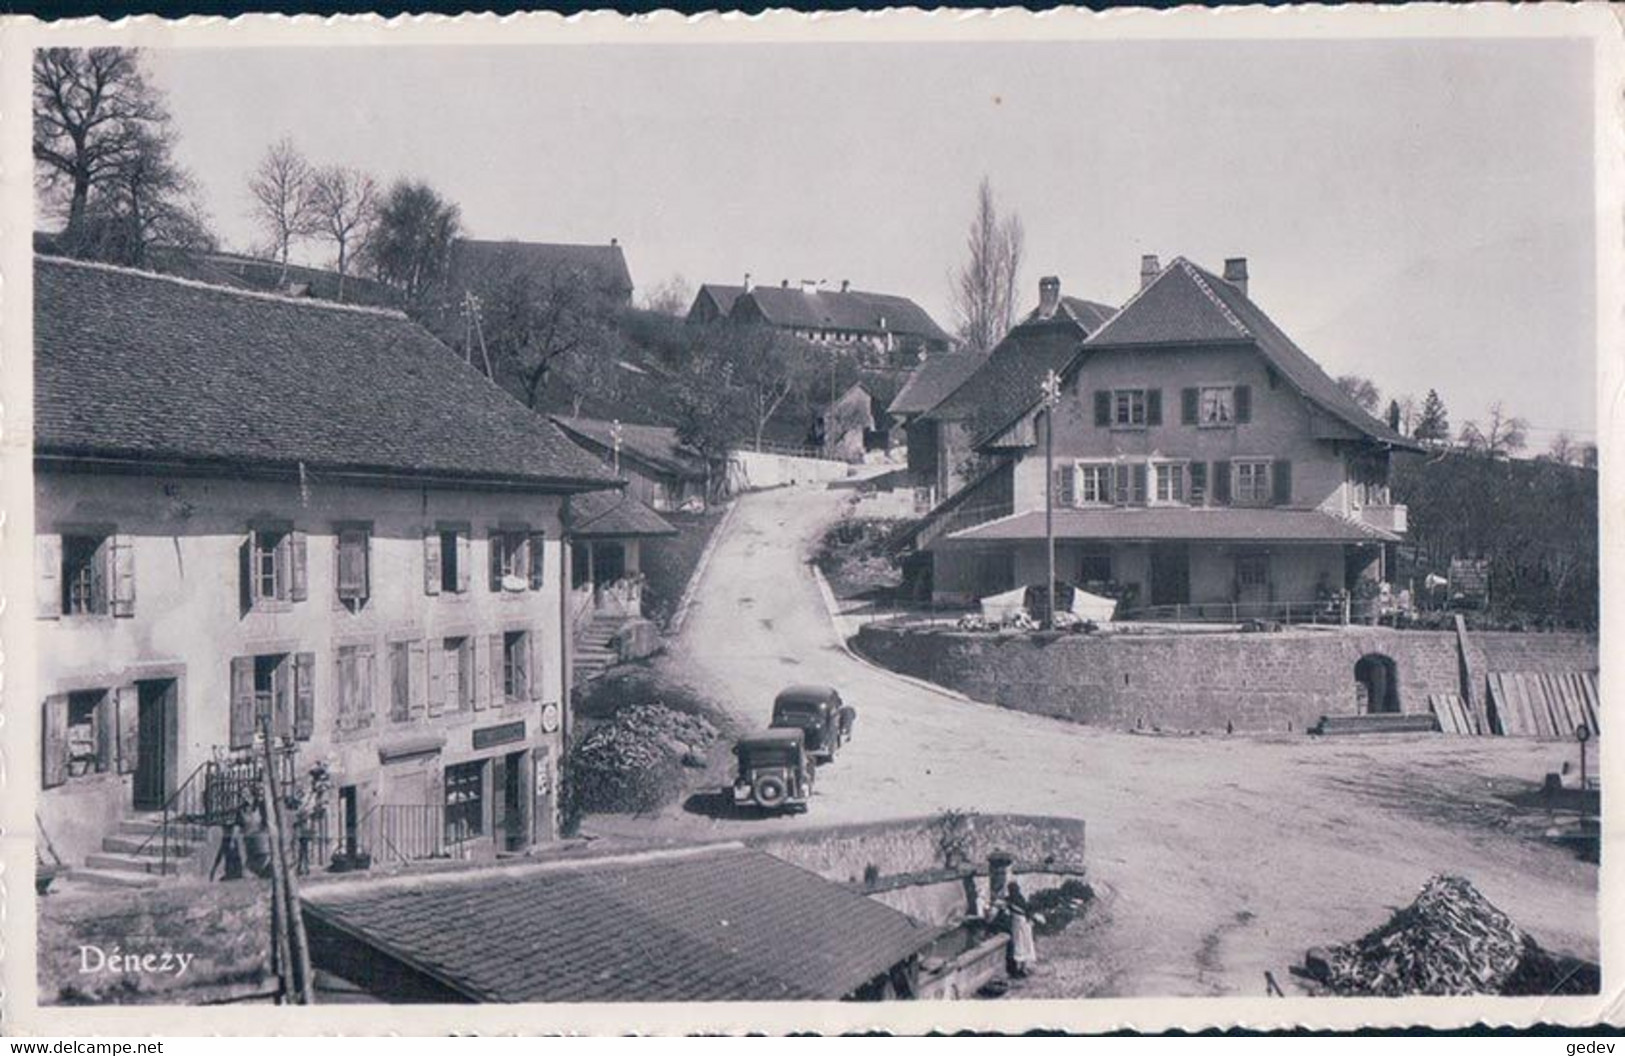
xmin=261 ymin=735 xmax=315 ymax=1004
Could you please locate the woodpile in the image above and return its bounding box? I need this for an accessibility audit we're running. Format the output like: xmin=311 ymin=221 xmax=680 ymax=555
xmin=1303 ymin=875 xmax=1531 ymax=996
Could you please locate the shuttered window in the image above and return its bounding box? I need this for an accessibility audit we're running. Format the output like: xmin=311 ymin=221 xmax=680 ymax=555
xmin=427 ymin=527 xmax=471 ymax=595
xmin=336 ymin=527 xmax=371 ymax=604
xmin=503 ymin=631 xmax=530 ymax=702
xmin=490 ymin=529 xmax=531 ymax=592
xmin=1078 ymin=464 xmax=1112 ymax=505
xmin=335 ymin=643 xmax=376 ymax=734
xmin=49 ymin=532 xmax=134 ymax=618
xmin=42 ymin=690 xmax=114 ymax=786
xmin=1234 ymin=460 xmax=1272 ymax=506
xmin=244 ymin=527 xmax=306 ymax=609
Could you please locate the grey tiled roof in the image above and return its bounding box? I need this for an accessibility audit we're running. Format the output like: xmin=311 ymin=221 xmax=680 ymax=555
xmin=565 ymin=490 xmax=679 ymax=538
xmin=552 ymin=416 xmax=710 ymax=480
xmin=34 ymin=257 xmax=621 ymax=490
xmin=888 ymin=348 xmax=992 ymax=418
xmin=452 ymin=238 xmax=634 ymax=299
xmin=738 ymin=285 xmax=952 ymax=343
xmin=302 ymin=845 xmax=939 ymax=1002
xmin=945 ymin=506 xmax=1398 ymax=544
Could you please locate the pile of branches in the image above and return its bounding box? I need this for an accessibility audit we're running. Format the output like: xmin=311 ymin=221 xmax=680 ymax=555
xmin=1302 ymin=875 xmax=1593 ymax=996
xmin=568 ymin=704 xmax=718 ymax=816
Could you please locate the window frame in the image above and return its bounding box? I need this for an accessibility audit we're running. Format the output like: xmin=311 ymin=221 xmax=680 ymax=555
xmin=65 ymin=689 xmax=111 ymax=778
xmin=1232 ymin=460 xmax=1273 ymax=507
xmin=335 ymin=523 xmax=372 ymax=607
xmin=1152 ymin=461 xmax=1188 ymax=505
xmin=62 ymin=533 xmax=110 ymax=616
xmin=1111 ymin=388 xmax=1148 ymax=429
xmin=1197 ymin=385 xmax=1237 ymax=428
xmin=502 ymin=630 xmax=530 ymax=703
xmin=1076 ymin=462 xmax=1114 ymax=506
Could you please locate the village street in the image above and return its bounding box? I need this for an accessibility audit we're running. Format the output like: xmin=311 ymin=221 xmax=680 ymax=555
xmin=590 ymin=482 xmax=1600 ymax=998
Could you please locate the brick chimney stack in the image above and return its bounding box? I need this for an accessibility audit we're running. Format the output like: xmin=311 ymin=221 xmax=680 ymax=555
xmin=1140 ymin=254 xmax=1161 ymax=289
xmin=744 ymin=272 xmax=753 ymax=293
xmin=1223 ymin=257 xmax=1249 ymax=297
xmin=1038 ymin=276 xmax=1061 ymax=318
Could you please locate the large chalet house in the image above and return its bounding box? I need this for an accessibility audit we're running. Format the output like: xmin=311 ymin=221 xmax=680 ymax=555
xmin=34 ymin=256 xmax=623 ymax=885
xmin=688 ymin=276 xmax=952 ymax=370
xmin=916 ymin=256 xmax=1420 ymax=612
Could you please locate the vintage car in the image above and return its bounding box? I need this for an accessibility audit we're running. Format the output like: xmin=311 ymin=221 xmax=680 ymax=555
xmin=731 ymin=729 xmax=814 ymax=813
xmin=770 ymin=684 xmax=857 ymax=763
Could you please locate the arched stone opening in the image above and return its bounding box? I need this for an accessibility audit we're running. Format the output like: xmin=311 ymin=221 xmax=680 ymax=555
xmin=1355 ymin=653 xmax=1401 ymax=714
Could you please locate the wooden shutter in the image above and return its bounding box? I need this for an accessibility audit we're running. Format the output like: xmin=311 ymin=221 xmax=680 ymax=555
xmin=274 ymin=658 xmax=295 ymax=739
xmin=109 ymin=534 xmax=136 ymax=617
xmin=1189 ymin=462 xmax=1208 ymax=505
xmin=358 ymin=643 xmax=376 ymax=729
xmin=337 ymin=530 xmax=369 ymax=601
xmin=288 ymin=530 xmax=309 ymax=602
xmin=239 ymin=534 xmax=254 ymax=612
xmin=489 ymin=532 xmax=505 ymax=592
xmin=474 ymin=630 xmax=490 ymax=711
xmin=455 ymin=531 xmax=472 ymax=594
xmin=389 ymin=643 xmax=408 ymax=722
xmin=90 ymin=540 xmax=109 ymax=615
xmin=1181 ymin=388 xmax=1199 ymax=426
xmin=423 ymin=530 xmax=442 ymax=596
xmin=115 ymin=685 xmax=139 ymax=774
xmin=294 ymin=652 xmax=316 ymax=740
xmin=1113 ymin=464 xmax=1130 ymax=505
xmin=1212 ymin=460 xmax=1232 ymax=505
xmin=1234 ymin=385 xmax=1252 ymax=423
xmin=36 ymin=535 xmax=62 ymax=619
xmin=528 ymin=630 xmax=542 ymax=700
xmin=529 ymin=533 xmax=547 ymax=591
xmin=1131 ymin=463 xmax=1148 ymax=505
xmin=1272 ymin=460 xmax=1293 ymax=506
xmin=94 ymin=693 xmax=114 ymax=773
xmin=409 ymin=640 xmax=428 ymax=719
xmin=230 ymin=657 xmax=256 ymax=750
xmin=1146 ymin=389 xmax=1163 ymax=426
xmin=1093 ymin=390 xmax=1112 ymax=427
xmin=427 ymin=641 xmax=445 ymax=717
xmin=1052 ymin=465 xmax=1075 ymax=508
xmin=42 ymin=695 xmax=69 ymax=788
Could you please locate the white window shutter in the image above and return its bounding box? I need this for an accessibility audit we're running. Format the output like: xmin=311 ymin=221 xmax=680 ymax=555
xmin=36 ymin=535 xmax=61 ymax=619
xmin=110 ymin=534 xmax=136 ymax=618
xmin=423 ymin=530 xmax=442 ymax=596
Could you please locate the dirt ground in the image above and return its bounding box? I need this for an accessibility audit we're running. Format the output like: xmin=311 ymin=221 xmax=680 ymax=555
xmin=583 ymin=483 xmax=1599 ymax=999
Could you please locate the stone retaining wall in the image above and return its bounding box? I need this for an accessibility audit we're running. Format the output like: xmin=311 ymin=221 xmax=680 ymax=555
xmin=854 ymin=625 xmax=1598 ymax=734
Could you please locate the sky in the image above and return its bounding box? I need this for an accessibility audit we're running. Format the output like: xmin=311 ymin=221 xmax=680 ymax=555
xmin=143 ymin=37 xmax=1596 ymax=443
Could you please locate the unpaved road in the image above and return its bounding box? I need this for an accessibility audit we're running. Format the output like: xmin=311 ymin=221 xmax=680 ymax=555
xmin=590 ymin=483 xmax=1599 ymax=997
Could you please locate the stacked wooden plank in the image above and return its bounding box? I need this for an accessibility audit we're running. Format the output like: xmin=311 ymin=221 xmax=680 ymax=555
xmin=1428 ymin=693 xmax=1479 ymax=735
xmin=1485 ymin=671 xmax=1600 ymax=738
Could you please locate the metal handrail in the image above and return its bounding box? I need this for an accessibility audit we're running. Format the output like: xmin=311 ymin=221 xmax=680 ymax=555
xmin=133 ymin=743 xmax=301 ymax=876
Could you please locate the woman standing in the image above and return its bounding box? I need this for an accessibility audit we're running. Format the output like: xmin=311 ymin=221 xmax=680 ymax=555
xmin=1003 ymin=879 xmax=1039 ymax=978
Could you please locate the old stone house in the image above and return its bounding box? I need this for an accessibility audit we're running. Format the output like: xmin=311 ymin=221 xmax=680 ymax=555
xmin=922 ymin=256 xmax=1421 ymax=609
xmin=33 ymin=256 xmax=622 ymax=884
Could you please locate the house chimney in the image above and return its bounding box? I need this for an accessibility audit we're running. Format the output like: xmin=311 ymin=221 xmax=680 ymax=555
xmin=1223 ymin=257 xmax=1249 ymax=296
xmin=781 ymin=279 xmax=789 ymax=289
xmin=743 ymin=272 xmax=753 ymax=293
xmin=1140 ymin=254 xmax=1161 ymax=289
xmin=610 ymin=237 xmax=619 ymax=247
xmin=840 ymin=279 xmax=850 ymax=293
xmin=1038 ymin=275 xmax=1061 ymax=318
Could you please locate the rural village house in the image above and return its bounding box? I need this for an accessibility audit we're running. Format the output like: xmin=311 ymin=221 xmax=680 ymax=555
xmin=34 ymin=256 xmax=624 ymax=882
xmin=687 ymin=276 xmax=953 ymax=370
xmin=451 ymin=237 xmax=636 ymax=306
xmin=918 ymin=256 xmax=1421 ymax=610
xmin=893 ymin=275 xmax=1118 ymax=506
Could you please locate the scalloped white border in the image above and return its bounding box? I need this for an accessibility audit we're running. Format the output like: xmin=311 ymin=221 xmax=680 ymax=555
xmin=1 ymin=4 xmax=1621 ymax=1036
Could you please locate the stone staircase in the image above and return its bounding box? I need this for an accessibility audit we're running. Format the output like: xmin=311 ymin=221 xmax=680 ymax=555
xmin=75 ymin=813 xmax=212 ymax=889
xmin=574 ymin=615 xmax=627 ymax=684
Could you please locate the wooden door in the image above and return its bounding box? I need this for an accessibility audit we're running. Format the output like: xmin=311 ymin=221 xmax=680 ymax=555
xmin=133 ymin=680 xmax=174 ymax=811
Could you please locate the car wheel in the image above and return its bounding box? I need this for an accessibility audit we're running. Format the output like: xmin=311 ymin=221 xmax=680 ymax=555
xmin=753 ymin=774 xmax=787 ymax=808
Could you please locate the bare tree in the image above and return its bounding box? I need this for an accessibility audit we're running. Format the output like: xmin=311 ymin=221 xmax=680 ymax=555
xmin=309 ymin=166 xmax=379 ymax=300
xmin=247 ymin=137 xmax=319 ymax=283
xmin=1335 ymin=374 xmax=1382 ymax=414
xmin=640 ymin=274 xmax=694 ymax=317
xmin=950 ymin=177 xmax=1025 ymax=354
xmin=1544 ymin=431 xmax=1579 ymax=465
xmin=33 ymin=47 xmax=211 ymax=264
xmin=1458 ymin=401 xmax=1528 ymax=458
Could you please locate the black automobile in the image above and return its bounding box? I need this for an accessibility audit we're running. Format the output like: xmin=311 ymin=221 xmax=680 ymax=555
xmin=770 ymin=684 xmax=857 ymax=764
xmin=731 ymin=729 xmax=814 ymax=813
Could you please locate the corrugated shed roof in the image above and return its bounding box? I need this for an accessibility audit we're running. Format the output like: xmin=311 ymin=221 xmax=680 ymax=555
xmin=34 ymin=256 xmax=621 ymax=490
xmin=944 ymin=506 xmax=1398 ymax=544
xmin=565 ymin=490 xmax=679 ymax=538
xmin=302 ymin=845 xmax=938 ymax=1002
xmin=452 ymin=238 xmax=634 ymax=299
xmin=738 ymin=285 xmax=951 ymax=343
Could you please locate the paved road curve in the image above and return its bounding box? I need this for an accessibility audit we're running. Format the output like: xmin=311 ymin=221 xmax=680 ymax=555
xmin=610 ymin=483 xmax=1597 ymax=997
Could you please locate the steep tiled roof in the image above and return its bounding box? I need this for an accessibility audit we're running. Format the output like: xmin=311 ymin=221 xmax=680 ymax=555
xmin=944 ymin=507 xmax=1399 ymax=545
xmin=302 ymin=845 xmax=939 ymax=1002
xmin=144 ymin=246 xmax=403 ymax=309
xmin=888 ymin=348 xmax=992 ymax=419
xmin=34 ymin=257 xmax=621 ymax=490
xmin=692 ymin=284 xmax=747 ymax=318
xmin=1082 ymin=258 xmax=1417 ymax=449
xmin=564 ymin=490 xmax=678 ymax=538
xmin=737 ymin=285 xmax=951 ymax=343
xmin=551 ymin=416 xmax=710 ymax=480
xmin=452 ymin=238 xmax=634 ymax=300
xmin=925 ymin=320 xmax=1088 ymax=436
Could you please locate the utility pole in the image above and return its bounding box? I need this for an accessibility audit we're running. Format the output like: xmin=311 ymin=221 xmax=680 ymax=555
xmin=610 ymin=419 xmax=624 ymax=476
xmin=1041 ymin=369 xmax=1063 ymax=630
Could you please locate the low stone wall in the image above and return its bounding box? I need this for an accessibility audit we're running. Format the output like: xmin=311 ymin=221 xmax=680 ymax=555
xmin=725 ymin=449 xmax=852 ymax=491
xmin=854 ymin=624 xmax=1598 ymax=734
xmin=747 ymin=812 xmax=1086 ymax=888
